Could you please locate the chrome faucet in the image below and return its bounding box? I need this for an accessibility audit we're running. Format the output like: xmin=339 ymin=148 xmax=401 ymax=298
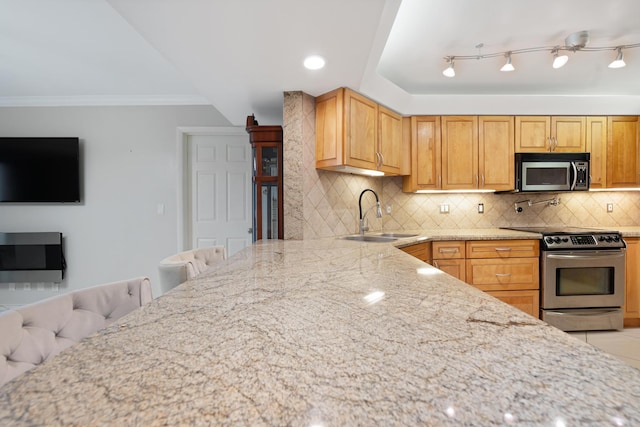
xmin=358 ymin=189 xmax=383 ymax=235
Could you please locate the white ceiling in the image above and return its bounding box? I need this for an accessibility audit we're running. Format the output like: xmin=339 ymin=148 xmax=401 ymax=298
xmin=2 ymin=0 xmax=640 ymax=126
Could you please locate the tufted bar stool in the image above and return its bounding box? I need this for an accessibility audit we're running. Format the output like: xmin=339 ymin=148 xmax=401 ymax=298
xmin=0 ymin=277 xmax=152 ymax=388
xmin=158 ymin=246 xmax=227 ymax=294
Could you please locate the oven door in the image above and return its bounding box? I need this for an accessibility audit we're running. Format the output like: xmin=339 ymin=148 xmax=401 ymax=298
xmin=541 ymin=249 xmax=625 ymax=309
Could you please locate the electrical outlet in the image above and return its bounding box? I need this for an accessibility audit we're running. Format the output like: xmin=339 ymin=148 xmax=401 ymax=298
xmin=478 ymin=203 xmax=484 ymax=214
xmin=385 ymin=204 xmax=392 ymax=215
xmin=440 ymin=204 xmax=449 ymax=214
xmin=607 ymin=203 xmax=614 ymax=213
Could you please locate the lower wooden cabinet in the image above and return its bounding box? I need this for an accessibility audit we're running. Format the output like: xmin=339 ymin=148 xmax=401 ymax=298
xmin=485 ymin=290 xmax=540 ymax=318
xmin=624 ymin=237 xmax=640 ymax=327
xmin=401 ymin=238 xmax=541 ymax=318
xmin=432 ymin=241 xmax=466 ymax=281
xmin=399 ymin=241 xmax=431 ymax=263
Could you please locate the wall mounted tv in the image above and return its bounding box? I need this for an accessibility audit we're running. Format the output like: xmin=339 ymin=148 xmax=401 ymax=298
xmin=0 ymin=137 xmax=81 ymax=203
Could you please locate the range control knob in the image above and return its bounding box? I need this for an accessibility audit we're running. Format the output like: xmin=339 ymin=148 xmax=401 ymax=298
xmin=553 ymin=237 xmax=562 ymax=244
xmin=545 ymin=237 xmax=554 ymax=245
xmin=598 ymin=236 xmax=606 ymax=241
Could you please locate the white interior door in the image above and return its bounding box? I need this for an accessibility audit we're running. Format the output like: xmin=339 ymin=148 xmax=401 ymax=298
xmin=187 ymin=131 xmax=252 ymax=257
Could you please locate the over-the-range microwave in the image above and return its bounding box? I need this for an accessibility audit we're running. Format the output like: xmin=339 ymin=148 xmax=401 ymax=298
xmin=515 ymin=152 xmax=590 ymax=192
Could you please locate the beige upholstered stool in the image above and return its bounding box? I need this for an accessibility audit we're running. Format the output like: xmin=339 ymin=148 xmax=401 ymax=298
xmin=158 ymin=246 xmax=227 ymax=294
xmin=0 ymin=277 xmax=152 ymax=388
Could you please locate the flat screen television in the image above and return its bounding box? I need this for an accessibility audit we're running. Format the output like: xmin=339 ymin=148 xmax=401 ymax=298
xmin=0 ymin=137 xmax=81 ymax=203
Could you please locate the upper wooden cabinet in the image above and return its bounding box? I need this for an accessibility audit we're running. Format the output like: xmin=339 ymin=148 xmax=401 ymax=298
xmin=315 ymin=87 xmax=404 ymax=175
xmin=441 ymin=116 xmax=479 ymax=190
xmin=404 ymin=115 xmax=514 ymax=192
xmin=515 ymin=116 xmax=586 ymax=152
xmin=586 ymin=117 xmax=607 ymax=189
xmin=402 ymin=116 xmax=441 ymax=191
xmin=478 ymin=116 xmax=515 ymax=191
xmin=607 ymin=116 xmax=640 ymax=188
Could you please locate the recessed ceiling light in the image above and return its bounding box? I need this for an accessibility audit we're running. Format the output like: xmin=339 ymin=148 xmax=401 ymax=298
xmin=303 ymin=55 xmax=325 ymax=70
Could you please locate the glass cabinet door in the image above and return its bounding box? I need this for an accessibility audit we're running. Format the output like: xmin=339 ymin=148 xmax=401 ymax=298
xmin=256 ymin=182 xmax=279 ymax=240
xmin=260 ymin=146 xmax=279 ymax=177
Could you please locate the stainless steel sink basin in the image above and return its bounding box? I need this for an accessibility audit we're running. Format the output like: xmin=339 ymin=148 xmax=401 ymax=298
xmin=377 ymin=232 xmax=419 ymax=238
xmin=340 ymin=235 xmax=397 ymax=243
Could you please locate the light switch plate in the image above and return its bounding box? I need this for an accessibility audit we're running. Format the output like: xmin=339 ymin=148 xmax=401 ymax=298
xmin=440 ymin=204 xmax=449 ymax=213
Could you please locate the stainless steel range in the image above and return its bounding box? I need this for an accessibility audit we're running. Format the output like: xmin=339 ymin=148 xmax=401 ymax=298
xmin=506 ymin=226 xmax=626 ymax=331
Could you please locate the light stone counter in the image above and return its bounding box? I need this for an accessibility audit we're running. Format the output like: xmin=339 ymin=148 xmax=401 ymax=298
xmin=2 ymin=232 xmax=640 ymax=426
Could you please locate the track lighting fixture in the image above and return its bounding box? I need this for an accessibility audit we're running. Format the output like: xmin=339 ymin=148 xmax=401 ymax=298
xmin=500 ymin=53 xmax=514 ymax=72
xmin=442 ymin=57 xmax=455 ymax=77
xmin=441 ymin=30 xmax=638 ymax=77
xmin=608 ymin=47 xmax=626 ymax=69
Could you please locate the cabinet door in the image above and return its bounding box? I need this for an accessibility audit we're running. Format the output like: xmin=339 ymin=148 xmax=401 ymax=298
xmin=344 ymin=89 xmax=378 ymax=170
xmin=624 ymin=237 xmax=640 ymax=327
xmin=441 ymin=116 xmax=478 ymax=190
xmin=515 ymin=116 xmax=551 ymax=152
xmin=478 ymin=116 xmax=514 ymax=191
xmin=586 ymin=117 xmax=607 ymax=188
xmin=551 ymin=116 xmax=586 ymax=152
xmin=433 ymin=259 xmax=466 ymax=281
xmin=607 ymin=116 xmax=640 ymax=188
xmin=378 ymin=105 xmax=403 ymax=175
xmin=399 ymin=242 xmax=432 ymax=263
xmin=486 ymin=290 xmax=540 ymax=318
xmin=402 ymin=116 xmax=441 ymax=191
xmin=315 ymin=88 xmax=343 ymax=168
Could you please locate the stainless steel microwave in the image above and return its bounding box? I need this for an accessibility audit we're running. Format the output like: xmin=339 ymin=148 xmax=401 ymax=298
xmin=515 ymin=152 xmax=590 ymax=192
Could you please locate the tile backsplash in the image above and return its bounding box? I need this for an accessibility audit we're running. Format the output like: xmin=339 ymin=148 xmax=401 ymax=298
xmin=283 ymin=91 xmax=640 ymax=240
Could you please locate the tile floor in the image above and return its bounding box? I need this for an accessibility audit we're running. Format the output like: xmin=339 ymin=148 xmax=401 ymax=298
xmin=568 ymin=328 xmax=640 ymax=370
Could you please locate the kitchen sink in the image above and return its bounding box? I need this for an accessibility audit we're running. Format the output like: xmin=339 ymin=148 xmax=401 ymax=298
xmin=377 ymin=232 xmax=419 ymax=238
xmin=340 ymin=235 xmax=397 ymax=243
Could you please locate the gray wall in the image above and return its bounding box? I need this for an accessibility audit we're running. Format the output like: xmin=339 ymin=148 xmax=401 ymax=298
xmin=0 ymin=105 xmax=231 ymax=307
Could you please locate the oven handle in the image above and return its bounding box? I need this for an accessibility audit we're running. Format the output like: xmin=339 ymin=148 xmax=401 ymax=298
xmin=545 ymin=251 xmax=626 ymax=261
xmin=547 ymin=309 xmax=621 ymax=317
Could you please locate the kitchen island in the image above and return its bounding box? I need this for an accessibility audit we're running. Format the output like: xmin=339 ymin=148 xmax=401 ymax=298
xmin=1 ymin=229 xmax=640 ymax=425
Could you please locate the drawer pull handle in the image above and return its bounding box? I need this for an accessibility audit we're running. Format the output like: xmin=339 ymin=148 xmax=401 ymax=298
xmin=439 ymin=248 xmax=459 ymax=253
xmin=495 ymin=273 xmax=512 ymax=277
xmin=495 ymin=247 xmax=512 ymax=251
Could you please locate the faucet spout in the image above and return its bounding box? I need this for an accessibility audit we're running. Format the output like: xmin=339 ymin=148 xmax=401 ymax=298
xmin=358 ymin=189 xmax=382 ymax=234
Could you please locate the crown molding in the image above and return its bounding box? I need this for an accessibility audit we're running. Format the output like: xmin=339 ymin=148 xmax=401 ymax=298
xmin=0 ymin=94 xmax=211 ymax=107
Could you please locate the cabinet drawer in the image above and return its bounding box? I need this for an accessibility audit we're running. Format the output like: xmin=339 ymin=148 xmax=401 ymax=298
xmin=400 ymin=242 xmax=432 ymax=263
xmin=466 ymin=239 xmax=539 ymax=259
xmin=486 ymin=290 xmax=540 ymax=319
xmin=466 ymin=257 xmax=539 ymax=291
xmin=432 ymin=259 xmax=466 ymax=282
xmin=432 ymin=241 xmax=465 ymax=259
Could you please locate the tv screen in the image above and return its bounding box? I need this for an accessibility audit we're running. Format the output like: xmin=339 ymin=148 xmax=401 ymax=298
xmin=0 ymin=137 xmax=80 ymax=203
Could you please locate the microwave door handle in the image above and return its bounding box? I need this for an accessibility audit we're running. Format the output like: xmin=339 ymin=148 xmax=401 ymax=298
xmin=570 ymin=161 xmax=578 ymax=190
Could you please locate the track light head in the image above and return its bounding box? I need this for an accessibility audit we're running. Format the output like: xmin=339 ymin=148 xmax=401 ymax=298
xmin=500 ymin=53 xmax=514 ymax=72
xmin=608 ymin=48 xmax=626 ymax=69
xmin=442 ymin=57 xmax=455 ymax=77
xmin=552 ymin=50 xmax=569 ymax=69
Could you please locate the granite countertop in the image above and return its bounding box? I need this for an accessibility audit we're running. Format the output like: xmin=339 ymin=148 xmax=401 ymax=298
xmin=2 ymin=229 xmax=640 ymax=425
